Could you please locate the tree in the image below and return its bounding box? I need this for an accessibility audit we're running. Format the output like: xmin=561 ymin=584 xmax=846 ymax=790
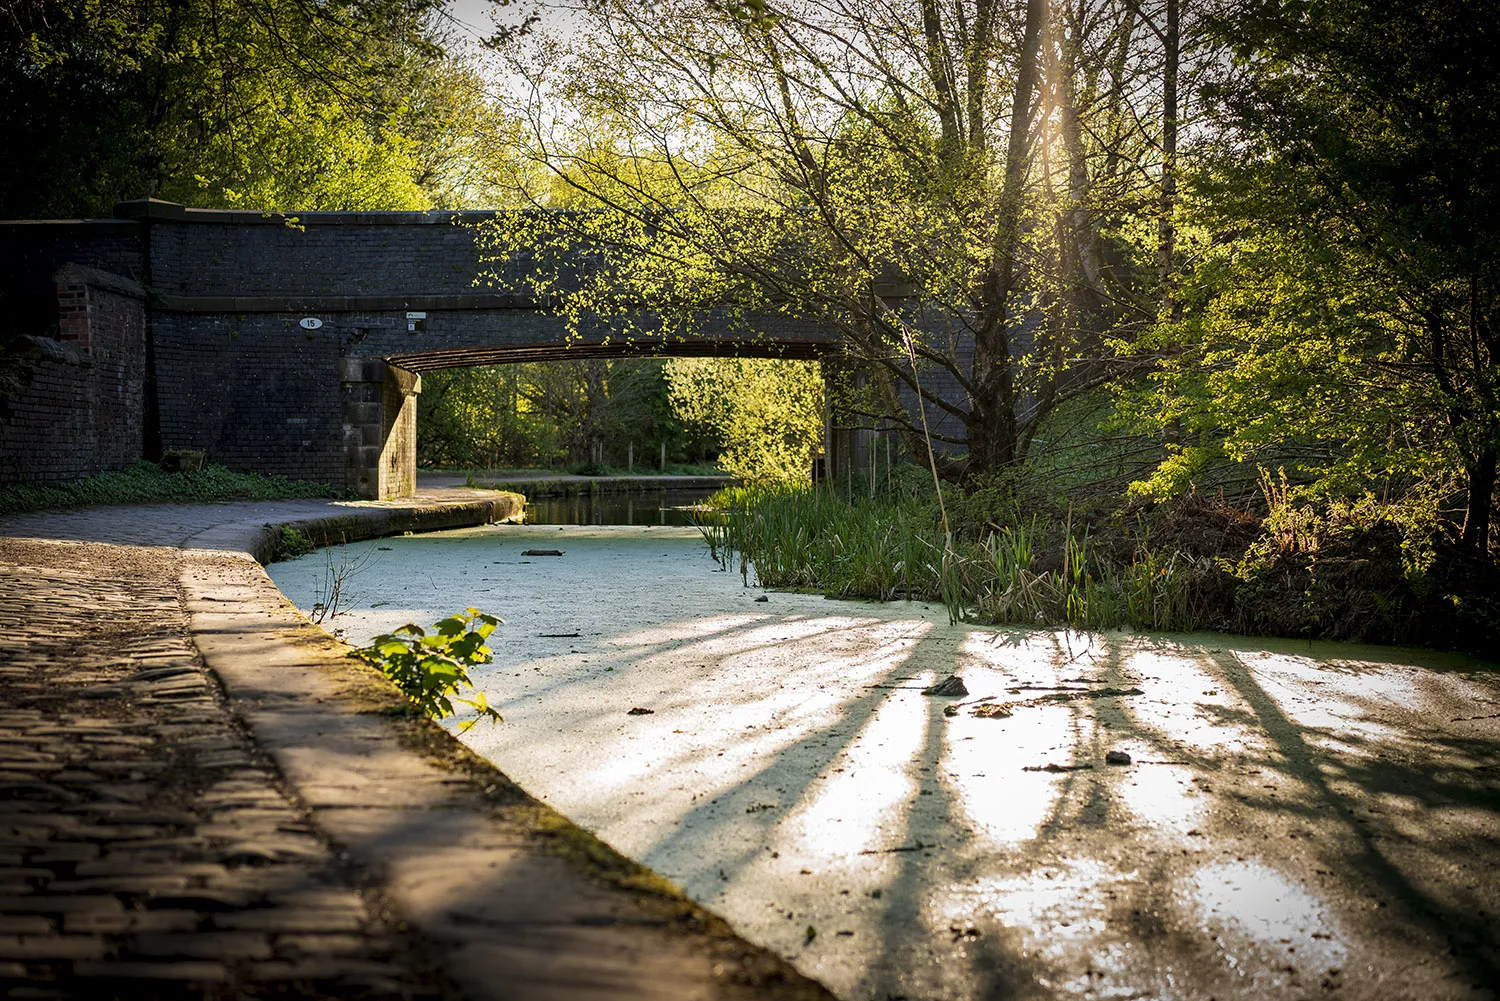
xmin=417 ymin=359 xmax=694 ymax=469
xmin=1139 ymin=0 xmax=1500 ymax=552
xmin=665 ymin=358 xmax=823 ymax=480
xmin=474 ymin=0 xmax=1190 ymax=483
xmin=0 ymin=0 xmax=486 ymax=216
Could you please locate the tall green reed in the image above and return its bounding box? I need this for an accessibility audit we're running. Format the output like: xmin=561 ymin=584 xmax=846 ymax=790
xmin=696 ymin=481 xmax=1209 ymax=633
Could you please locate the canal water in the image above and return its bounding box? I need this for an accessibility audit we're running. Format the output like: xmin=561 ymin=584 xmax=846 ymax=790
xmin=267 ymin=523 xmax=1500 ymax=1001
xmin=520 ymin=486 xmax=719 ymax=526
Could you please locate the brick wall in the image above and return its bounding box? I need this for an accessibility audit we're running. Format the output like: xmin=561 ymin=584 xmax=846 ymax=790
xmin=0 ymin=265 xmax=147 ymax=483
xmin=0 ymin=221 xmax=144 ymax=336
xmin=150 ymin=312 xmax=346 ymax=485
xmin=149 ymin=216 xmax=494 ymax=298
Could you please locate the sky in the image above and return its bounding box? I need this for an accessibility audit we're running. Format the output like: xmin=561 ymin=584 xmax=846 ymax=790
xmin=441 ymin=0 xmax=575 ymax=47
xmin=443 ymin=0 xmax=501 ymax=41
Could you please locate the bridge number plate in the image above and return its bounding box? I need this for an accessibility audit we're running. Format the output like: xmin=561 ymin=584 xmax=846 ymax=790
xmin=298 ymin=317 xmax=323 ymax=330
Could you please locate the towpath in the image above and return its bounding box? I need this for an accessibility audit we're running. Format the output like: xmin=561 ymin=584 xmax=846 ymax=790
xmin=0 ymin=493 xmax=830 ymax=1001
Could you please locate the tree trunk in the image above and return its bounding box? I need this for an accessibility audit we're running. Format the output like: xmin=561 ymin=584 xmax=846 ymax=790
xmin=1051 ymin=5 xmax=1105 ymax=351
xmin=1157 ymin=0 xmax=1179 ymax=315
xmin=1462 ymin=445 xmax=1497 ymax=553
xmin=970 ymin=0 xmax=1047 ymax=477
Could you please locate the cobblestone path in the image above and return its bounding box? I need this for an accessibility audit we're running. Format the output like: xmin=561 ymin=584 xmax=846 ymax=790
xmin=0 ymin=538 xmax=447 ymax=999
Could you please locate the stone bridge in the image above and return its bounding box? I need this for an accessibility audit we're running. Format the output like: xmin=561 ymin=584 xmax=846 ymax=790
xmin=2 ymin=199 xmax=865 ymax=497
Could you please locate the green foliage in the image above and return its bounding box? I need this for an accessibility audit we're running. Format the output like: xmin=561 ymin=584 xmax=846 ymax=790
xmin=418 ymin=360 xmax=713 ymax=471
xmin=269 ymin=526 xmax=318 ymax=562
xmin=1125 ymin=190 xmax=1465 ymax=506
xmin=354 ymin=608 xmax=504 ymax=732
xmin=696 ymin=483 xmax=1212 ymax=633
xmin=665 ymin=358 xmax=823 ymax=482
xmin=0 ymin=0 xmax=494 ymax=216
xmin=698 ymin=476 xmax=1499 ymax=651
xmin=0 ymin=461 xmax=338 ymax=517
xmin=1134 ymin=0 xmax=1500 ymax=552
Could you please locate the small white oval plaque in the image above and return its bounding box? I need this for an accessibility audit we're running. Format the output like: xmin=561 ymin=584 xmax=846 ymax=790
xmin=299 ymin=317 xmax=323 ymax=330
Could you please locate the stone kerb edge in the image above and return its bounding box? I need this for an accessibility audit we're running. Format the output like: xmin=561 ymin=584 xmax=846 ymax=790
xmin=180 ymin=494 xmax=525 ymax=565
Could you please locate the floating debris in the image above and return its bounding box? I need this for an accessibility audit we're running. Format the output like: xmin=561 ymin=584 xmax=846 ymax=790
xmin=971 ymin=687 xmax=1144 ymax=718
xmin=1034 ymin=686 xmax=1143 ymax=703
xmin=521 ymin=549 xmax=564 ymax=556
xmin=1105 ymin=750 xmax=1133 ymax=765
xmin=1008 ymin=684 xmax=1098 ymax=693
xmin=924 ymin=675 xmax=968 ymax=697
xmin=859 ymin=840 xmax=930 ymax=855
xmin=626 ymin=707 xmax=655 ymax=716
xmin=1023 ymin=762 xmax=1095 ymax=773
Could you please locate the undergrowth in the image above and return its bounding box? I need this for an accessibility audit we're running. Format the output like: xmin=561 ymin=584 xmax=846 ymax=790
xmin=0 ymin=461 xmax=339 ymax=516
xmin=697 ymin=482 xmax=1216 ymax=632
xmin=697 ymin=475 xmax=1500 ymax=652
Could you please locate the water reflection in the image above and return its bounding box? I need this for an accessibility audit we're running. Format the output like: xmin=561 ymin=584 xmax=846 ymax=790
xmin=522 ymin=486 xmax=719 ymax=525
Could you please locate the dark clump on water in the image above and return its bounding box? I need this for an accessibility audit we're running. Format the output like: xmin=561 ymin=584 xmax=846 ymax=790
xmin=924 ymin=675 xmax=968 ymax=697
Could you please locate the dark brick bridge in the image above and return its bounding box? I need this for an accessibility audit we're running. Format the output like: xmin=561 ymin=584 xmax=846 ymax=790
xmin=2 ymin=199 xmax=859 ymax=497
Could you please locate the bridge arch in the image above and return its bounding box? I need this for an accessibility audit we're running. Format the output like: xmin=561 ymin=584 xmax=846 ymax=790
xmin=351 ymin=337 xmax=839 ymax=500
xmin=3 ymin=199 xmax=853 ymax=497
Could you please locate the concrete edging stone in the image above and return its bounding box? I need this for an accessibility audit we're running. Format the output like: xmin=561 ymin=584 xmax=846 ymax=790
xmin=178 ymin=494 xmax=831 ymax=1001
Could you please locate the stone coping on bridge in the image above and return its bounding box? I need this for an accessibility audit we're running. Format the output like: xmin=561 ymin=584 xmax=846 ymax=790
xmin=0 ymin=492 xmax=831 ymax=1001
xmin=111 ymin=196 xmax=502 ymax=226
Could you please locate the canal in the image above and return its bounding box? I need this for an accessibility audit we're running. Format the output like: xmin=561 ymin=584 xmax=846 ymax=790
xmin=267 ymin=517 xmax=1500 ymax=1001
xmin=520 ymin=485 xmax=719 ymax=526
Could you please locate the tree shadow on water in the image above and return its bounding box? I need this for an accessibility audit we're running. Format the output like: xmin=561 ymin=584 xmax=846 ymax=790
xmin=1198 ymin=648 xmax=1500 ymax=993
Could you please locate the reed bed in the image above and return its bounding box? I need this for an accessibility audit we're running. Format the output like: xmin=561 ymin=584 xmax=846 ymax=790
xmin=696 ymin=482 xmax=1213 ymax=632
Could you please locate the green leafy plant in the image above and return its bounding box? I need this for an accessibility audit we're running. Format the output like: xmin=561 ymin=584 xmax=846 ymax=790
xmin=270 ymin=526 xmax=318 ymax=561
xmin=354 ymin=608 xmax=504 ymax=732
xmin=696 ymin=482 xmax=1212 ymax=633
xmin=0 ymin=461 xmax=338 ymax=518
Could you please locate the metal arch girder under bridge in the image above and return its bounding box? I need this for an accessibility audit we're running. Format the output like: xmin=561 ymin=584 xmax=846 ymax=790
xmin=386 ymin=337 xmax=835 ymax=371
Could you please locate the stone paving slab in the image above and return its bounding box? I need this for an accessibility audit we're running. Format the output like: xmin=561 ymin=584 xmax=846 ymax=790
xmin=0 ymin=494 xmax=832 ymax=1001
